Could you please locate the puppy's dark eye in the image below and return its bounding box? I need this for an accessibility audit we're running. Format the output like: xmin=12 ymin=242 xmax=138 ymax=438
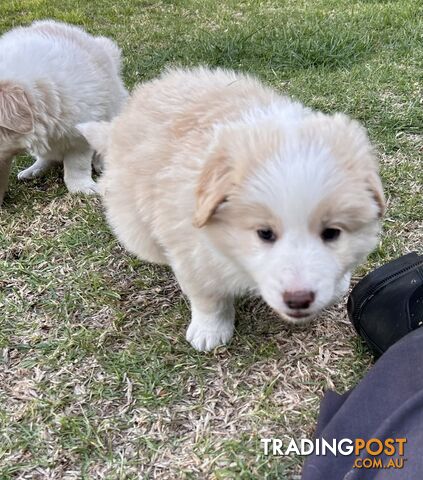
xmin=321 ymin=228 xmax=341 ymax=242
xmin=257 ymin=228 xmax=277 ymax=242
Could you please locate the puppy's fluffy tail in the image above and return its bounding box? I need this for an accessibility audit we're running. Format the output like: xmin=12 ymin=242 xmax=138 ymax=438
xmin=95 ymin=36 xmax=123 ymax=73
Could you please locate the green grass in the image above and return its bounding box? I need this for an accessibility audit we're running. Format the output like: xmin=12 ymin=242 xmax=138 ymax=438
xmin=0 ymin=0 xmax=422 ymax=478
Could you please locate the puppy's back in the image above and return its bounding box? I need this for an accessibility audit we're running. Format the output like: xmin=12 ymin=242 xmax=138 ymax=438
xmin=28 ymin=20 xmax=123 ymax=77
xmin=109 ymin=67 xmax=280 ymax=159
xmin=138 ymin=67 xmax=278 ymax=132
xmin=0 ymin=20 xmax=127 ymax=122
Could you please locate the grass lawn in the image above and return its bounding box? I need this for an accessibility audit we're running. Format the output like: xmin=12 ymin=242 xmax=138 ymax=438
xmin=0 ymin=0 xmax=422 ymax=478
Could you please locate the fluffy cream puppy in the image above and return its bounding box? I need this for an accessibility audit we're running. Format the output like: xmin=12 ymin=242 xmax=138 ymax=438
xmin=78 ymin=67 xmax=385 ymax=351
xmin=0 ymin=20 xmax=127 ymax=205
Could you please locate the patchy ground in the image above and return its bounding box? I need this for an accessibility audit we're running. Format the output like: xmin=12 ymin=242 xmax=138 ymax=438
xmin=0 ymin=0 xmax=422 ymax=478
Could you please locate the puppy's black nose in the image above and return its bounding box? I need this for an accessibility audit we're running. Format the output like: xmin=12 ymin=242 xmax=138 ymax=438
xmin=283 ymin=290 xmax=315 ymax=310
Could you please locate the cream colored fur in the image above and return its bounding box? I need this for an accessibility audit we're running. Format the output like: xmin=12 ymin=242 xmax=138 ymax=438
xmin=78 ymin=67 xmax=385 ymax=351
xmin=0 ymin=20 xmax=127 ymax=205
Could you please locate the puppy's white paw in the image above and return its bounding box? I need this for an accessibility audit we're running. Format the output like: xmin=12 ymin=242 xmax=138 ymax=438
xmin=66 ymin=179 xmax=98 ymax=195
xmin=186 ymin=320 xmax=234 ymax=351
xmin=18 ymin=166 xmax=45 ymax=180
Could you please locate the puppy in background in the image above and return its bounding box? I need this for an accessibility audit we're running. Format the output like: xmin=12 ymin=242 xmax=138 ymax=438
xmin=0 ymin=20 xmax=127 ymax=205
xmin=78 ymin=67 xmax=385 ymax=351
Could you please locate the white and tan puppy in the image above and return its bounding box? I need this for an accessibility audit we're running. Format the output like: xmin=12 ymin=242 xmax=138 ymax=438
xmin=78 ymin=67 xmax=385 ymax=351
xmin=0 ymin=20 xmax=127 ymax=205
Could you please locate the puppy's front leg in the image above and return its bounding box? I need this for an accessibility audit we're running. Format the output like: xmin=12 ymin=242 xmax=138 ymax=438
xmin=63 ymin=148 xmax=97 ymax=194
xmin=186 ymin=294 xmax=235 ymax=352
xmin=18 ymin=156 xmax=55 ymax=180
xmin=0 ymin=157 xmax=13 ymax=206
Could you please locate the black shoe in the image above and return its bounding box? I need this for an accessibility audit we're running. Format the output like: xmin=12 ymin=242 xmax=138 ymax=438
xmin=347 ymin=252 xmax=423 ymax=358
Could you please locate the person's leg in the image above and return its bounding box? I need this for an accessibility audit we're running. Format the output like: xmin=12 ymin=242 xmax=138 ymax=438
xmin=302 ymin=327 xmax=423 ymax=479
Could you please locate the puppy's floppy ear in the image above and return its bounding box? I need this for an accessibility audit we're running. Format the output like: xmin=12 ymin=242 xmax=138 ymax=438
xmin=367 ymin=171 xmax=386 ymax=218
xmin=76 ymin=121 xmax=111 ymax=157
xmin=0 ymin=83 xmax=34 ymax=134
xmin=317 ymin=113 xmax=386 ymax=219
xmin=193 ymin=143 xmax=234 ymax=228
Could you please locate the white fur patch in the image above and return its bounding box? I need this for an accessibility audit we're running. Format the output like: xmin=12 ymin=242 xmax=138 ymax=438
xmin=0 ymin=20 xmax=127 ymax=197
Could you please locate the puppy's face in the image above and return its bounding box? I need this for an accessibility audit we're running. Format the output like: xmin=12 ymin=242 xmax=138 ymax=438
xmin=195 ymin=113 xmax=384 ymax=323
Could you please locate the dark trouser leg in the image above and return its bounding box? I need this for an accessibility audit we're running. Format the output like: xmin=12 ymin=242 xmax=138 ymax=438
xmin=302 ymin=327 xmax=423 ymax=480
